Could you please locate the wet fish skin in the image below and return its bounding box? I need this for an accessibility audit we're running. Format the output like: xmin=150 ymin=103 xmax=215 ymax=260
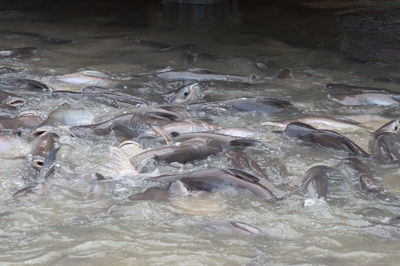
xmin=157 ymin=70 xmax=265 ymax=84
xmin=370 ymin=132 xmax=400 ymax=164
xmin=0 ymin=78 xmax=50 ymax=92
xmin=301 ymin=165 xmax=330 ymax=199
xmin=0 ymin=89 xmax=26 ymax=107
xmin=160 ymin=120 xmax=220 ymax=135
xmin=150 ymin=168 xmax=277 ymax=201
xmin=12 ymin=147 xmax=60 ymax=201
xmin=0 ymin=112 xmax=42 ymax=130
xmin=30 ymin=132 xmax=58 ymax=170
xmin=130 ymin=137 xmax=223 ymax=170
xmin=70 ymin=111 xmax=179 ymax=137
xmin=283 ymin=122 xmax=370 ymax=158
xmin=188 ymin=97 xmax=292 ymax=114
xmin=41 ymin=103 xmax=95 ymax=127
xmin=128 ymin=187 xmax=170 ymax=201
xmin=326 ymin=83 xmax=400 ymax=106
xmin=166 ymin=83 xmax=203 ymax=104
xmin=343 ymin=158 xmax=383 ymax=193
xmin=229 ymin=150 xmax=270 ymax=181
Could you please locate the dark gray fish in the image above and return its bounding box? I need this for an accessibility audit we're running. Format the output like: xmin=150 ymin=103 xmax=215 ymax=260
xmin=128 ymin=187 xmax=170 ymax=201
xmin=283 ymin=122 xmax=370 ymax=158
xmin=150 ymin=168 xmax=277 ymax=201
xmin=0 ymin=112 xmax=43 ymax=130
xmin=70 ymin=110 xmax=179 ymax=138
xmin=1 ymin=30 xmax=72 ymax=44
xmin=370 ymin=132 xmax=400 ymax=164
xmin=0 ymin=78 xmax=50 ymax=92
xmin=130 ymin=137 xmax=223 ymax=171
xmin=301 ymin=165 xmax=330 ymax=199
xmin=164 ymin=83 xmax=203 ymax=104
xmin=0 ymin=47 xmax=36 ymax=59
xmin=159 ymin=120 xmax=219 ymax=135
xmin=343 ymin=158 xmax=383 ymax=193
xmin=30 ymin=132 xmax=58 ymax=170
xmin=83 ymin=172 xmax=113 ymax=200
xmin=150 ymin=131 xmax=261 ymax=148
xmin=326 ymin=83 xmax=400 ymax=106
xmin=40 ymin=103 xmax=95 ymax=127
xmin=52 ymin=87 xmax=146 ymax=108
xmin=188 ymin=97 xmax=292 ymax=114
xmin=157 ymin=69 xmax=265 ymax=84
xmin=12 ymin=147 xmax=60 ymax=201
xmin=0 ymin=89 xmax=25 ymax=107
xmin=228 ymin=150 xmax=270 ymax=181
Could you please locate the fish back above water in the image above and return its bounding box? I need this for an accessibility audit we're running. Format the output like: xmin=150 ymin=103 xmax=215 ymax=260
xmin=283 ymin=122 xmax=370 ymax=158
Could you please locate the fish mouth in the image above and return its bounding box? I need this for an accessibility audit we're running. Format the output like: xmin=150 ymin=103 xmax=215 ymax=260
xmin=5 ymin=97 xmax=26 ymax=107
xmin=32 ymin=156 xmax=45 ymax=170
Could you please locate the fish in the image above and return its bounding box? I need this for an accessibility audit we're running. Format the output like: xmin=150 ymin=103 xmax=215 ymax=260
xmin=342 ymin=158 xmax=383 ymax=193
xmin=149 ymin=168 xmax=277 ymax=201
xmin=301 ymin=165 xmax=330 ymax=199
xmin=326 ymin=83 xmax=400 ymax=106
xmin=188 ymin=97 xmax=293 ymax=114
xmin=130 ymin=137 xmax=223 ymax=171
xmin=282 ymin=122 xmax=370 ymax=158
xmin=52 ymin=86 xmax=146 ymax=107
xmin=12 ymin=148 xmax=60 ymax=201
xmin=82 ymin=172 xmax=114 ymax=200
xmin=0 ymin=47 xmax=37 ymax=59
xmin=40 ymin=103 xmax=95 ymax=126
xmin=369 ymin=120 xmax=400 ymax=163
xmin=165 ymin=83 xmax=203 ymax=104
xmin=70 ymin=110 xmax=180 ymax=137
xmin=0 ymin=78 xmax=50 ymax=92
xmin=157 ymin=69 xmax=265 ymax=84
xmin=0 ymin=111 xmax=43 ymax=130
xmin=157 ymin=121 xmax=220 ymax=136
xmin=30 ymin=132 xmax=58 ymax=170
xmin=228 ymin=150 xmax=270 ymax=181
xmin=263 ymin=116 xmax=366 ymax=132
xmin=0 ymin=89 xmax=26 ymax=107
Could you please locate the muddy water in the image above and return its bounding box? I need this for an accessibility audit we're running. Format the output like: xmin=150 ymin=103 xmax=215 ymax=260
xmin=0 ymin=1 xmax=400 ymax=265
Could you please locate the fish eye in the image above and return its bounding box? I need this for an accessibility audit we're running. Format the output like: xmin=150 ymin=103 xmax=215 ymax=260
xmin=181 ymin=88 xmax=189 ymax=96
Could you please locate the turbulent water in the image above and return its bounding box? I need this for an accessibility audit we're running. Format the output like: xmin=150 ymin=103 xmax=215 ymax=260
xmin=0 ymin=1 xmax=400 ymax=265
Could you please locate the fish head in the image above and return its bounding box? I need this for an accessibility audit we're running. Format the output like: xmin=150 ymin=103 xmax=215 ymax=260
xmin=170 ymin=83 xmax=203 ymax=104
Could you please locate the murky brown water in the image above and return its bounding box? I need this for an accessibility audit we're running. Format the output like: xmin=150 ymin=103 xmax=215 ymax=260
xmin=0 ymin=1 xmax=399 ymax=265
